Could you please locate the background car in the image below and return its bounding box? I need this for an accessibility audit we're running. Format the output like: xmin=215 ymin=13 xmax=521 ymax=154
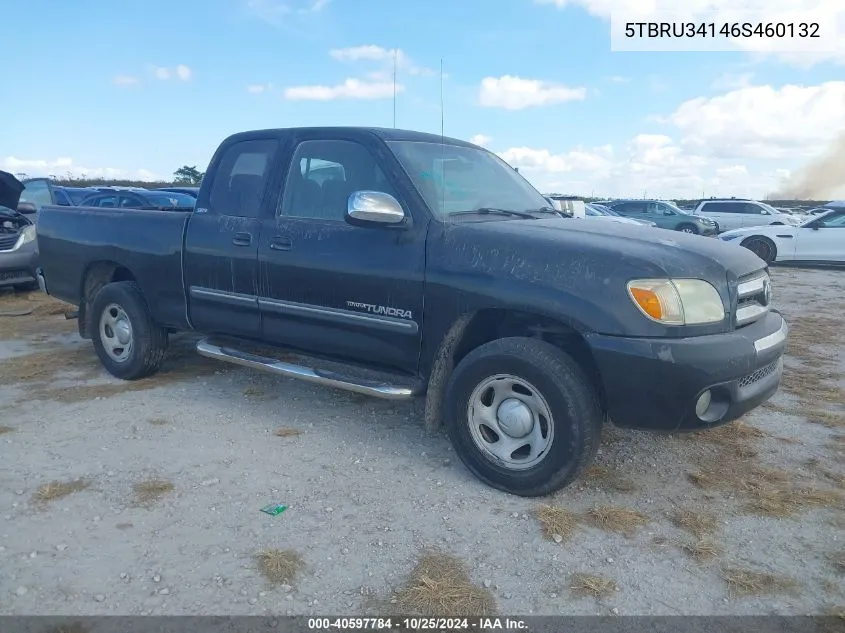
xmin=601 ymin=199 xmax=718 ymax=235
xmin=692 ymin=198 xmax=802 ymax=231
xmin=718 ymin=208 xmax=844 ymax=264
xmin=79 ymin=189 xmax=196 ymax=210
xmin=0 ymin=174 xmax=43 ymax=290
xmin=53 ymin=186 xmax=99 ymax=206
xmin=156 ymin=186 xmax=200 ymax=198
xmin=585 ymin=203 xmax=658 ymax=227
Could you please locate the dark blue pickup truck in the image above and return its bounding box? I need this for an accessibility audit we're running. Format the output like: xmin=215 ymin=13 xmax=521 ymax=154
xmin=34 ymin=127 xmax=788 ymax=496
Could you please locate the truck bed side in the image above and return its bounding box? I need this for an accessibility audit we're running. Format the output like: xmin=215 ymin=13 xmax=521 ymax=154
xmin=36 ymin=205 xmax=192 ymax=331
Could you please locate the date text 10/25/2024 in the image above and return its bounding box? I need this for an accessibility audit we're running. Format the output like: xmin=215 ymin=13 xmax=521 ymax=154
xmin=307 ymin=617 xmax=528 ymax=630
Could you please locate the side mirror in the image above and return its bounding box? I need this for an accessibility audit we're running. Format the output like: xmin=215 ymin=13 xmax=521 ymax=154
xmin=17 ymin=201 xmax=37 ymax=214
xmin=346 ymin=191 xmax=406 ymax=226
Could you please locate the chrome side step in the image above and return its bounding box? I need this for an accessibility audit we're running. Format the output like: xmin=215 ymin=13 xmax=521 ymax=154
xmin=196 ymin=338 xmax=422 ymax=401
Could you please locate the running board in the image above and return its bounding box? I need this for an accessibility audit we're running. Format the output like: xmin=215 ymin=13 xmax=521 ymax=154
xmin=195 ymin=338 xmax=422 ymax=401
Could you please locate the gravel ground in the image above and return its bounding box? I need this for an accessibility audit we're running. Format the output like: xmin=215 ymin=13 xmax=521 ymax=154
xmin=0 ymin=266 xmax=843 ymax=617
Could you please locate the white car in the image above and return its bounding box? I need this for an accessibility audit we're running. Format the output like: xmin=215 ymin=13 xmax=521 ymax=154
xmin=584 ymin=203 xmax=657 ymax=227
xmin=693 ymin=199 xmax=802 ymax=232
xmin=718 ymin=208 xmax=845 ymax=264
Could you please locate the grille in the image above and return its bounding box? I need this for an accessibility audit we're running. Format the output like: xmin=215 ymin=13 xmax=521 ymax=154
xmin=738 ymin=359 xmax=779 ymax=388
xmin=734 ymin=271 xmax=771 ymax=328
xmin=0 ymin=234 xmax=20 ymax=250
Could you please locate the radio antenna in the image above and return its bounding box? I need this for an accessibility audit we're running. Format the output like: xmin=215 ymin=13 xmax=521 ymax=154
xmin=392 ymin=48 xmax=397 ymax=128
xmin=439 ymin=58 xmax=444 ymax=141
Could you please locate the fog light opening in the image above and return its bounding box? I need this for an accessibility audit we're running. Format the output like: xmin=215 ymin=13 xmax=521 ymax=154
xmin=695 ymin=390 xmax=712 ymax=419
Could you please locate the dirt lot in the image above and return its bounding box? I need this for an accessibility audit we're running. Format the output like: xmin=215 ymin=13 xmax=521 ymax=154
xmin=0 ymin=267 xmax=843 ymax=617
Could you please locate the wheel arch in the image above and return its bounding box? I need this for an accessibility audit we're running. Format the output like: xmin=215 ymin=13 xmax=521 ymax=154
xmin=423 ymin=308 xmax=605 ymax=433
xmin=77 ymin=261 xmax=139 ymax=339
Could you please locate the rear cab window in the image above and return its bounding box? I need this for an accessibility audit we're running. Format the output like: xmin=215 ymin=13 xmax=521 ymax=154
xmin=207 ymin=139 xmax=279 ymax=217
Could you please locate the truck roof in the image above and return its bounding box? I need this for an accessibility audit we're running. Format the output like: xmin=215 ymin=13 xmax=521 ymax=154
xmin=223 ymin=126 xmax=476 ymax=147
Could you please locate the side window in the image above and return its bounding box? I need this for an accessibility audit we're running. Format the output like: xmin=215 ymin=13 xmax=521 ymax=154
xmin=619 ymin=202 xmax=644 ymax=214
xmin=20 ymin=180 xmax=53 ymax=209
xmin=818 ymin=212 xmax=845 ymax=228
xmin=119 ymin=195 xmax=142 ymax=208
xmin=741 ymin=203 xmax=763 ymax=215
xmin=279 ymin=139 xmax=399 ymax=221
xmin=97 ymin=195 xmax=117 ymax=208
xmin=208 ymin=139 xmax=278 ymax=218
xmin=699 ymin=202 xmax=718 ymax=213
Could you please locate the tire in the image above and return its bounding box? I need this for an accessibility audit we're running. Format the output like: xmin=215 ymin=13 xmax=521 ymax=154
xmin=443 ymin=337 xmax=603 ymax=497
xmin=677 ymin=223 xmax=698 ymax=234
xmin=90 ymin=281 xmax=168 ymax=380
xmin=740 ymin=236 xmax=777 ymax=264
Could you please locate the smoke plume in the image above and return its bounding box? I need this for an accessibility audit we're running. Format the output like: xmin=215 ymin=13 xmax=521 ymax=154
xmin=769 ymin=133 xmax=845 ymax=200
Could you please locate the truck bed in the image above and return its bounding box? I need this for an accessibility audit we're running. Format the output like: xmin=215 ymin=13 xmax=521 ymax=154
xmin=35 ymin=205 xmax=191 ymax=329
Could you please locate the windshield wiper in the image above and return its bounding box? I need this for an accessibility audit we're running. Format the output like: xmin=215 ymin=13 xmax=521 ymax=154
xmin=450 ymin=207 xmax=538 ymax=219
xmin=525 ymin=206 xmax=566 ymax=217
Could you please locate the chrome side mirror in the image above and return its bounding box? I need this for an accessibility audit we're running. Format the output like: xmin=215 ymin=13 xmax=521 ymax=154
xmin=346 ymin=191 xmax=406 ymax=226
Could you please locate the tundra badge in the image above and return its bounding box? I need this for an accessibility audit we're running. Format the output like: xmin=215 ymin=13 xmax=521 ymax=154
xmin=346 ymin=301 xmax=413 ymax=320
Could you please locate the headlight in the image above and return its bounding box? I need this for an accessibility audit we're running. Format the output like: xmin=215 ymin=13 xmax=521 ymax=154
xmin=19 ymin=225 xmax=36 ymax=245
xmin=627 ymin=278 xmax=725 ymax=325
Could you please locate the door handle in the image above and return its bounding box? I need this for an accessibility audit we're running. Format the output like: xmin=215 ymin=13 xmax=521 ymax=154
xmin=270 ymin=235 xmax=292 ymax=251
xmin=232 ymin=232 xmax=252 ymax=246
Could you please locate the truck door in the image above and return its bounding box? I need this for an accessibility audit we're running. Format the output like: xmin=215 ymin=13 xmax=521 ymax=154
xmin=256 ymin=132 xmax=427 ymax=375
xmin=183 ymin=137 xmax=281 ymax=339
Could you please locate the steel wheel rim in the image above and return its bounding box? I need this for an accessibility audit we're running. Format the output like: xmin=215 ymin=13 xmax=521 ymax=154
xmin=466 ymin=373 xmax=554 ymax=471
xmin=99 ymin=303 xmax=133 ymax=363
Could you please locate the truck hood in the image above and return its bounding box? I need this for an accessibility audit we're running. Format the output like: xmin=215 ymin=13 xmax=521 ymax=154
xmin=433 ymin=217 xmax=767 ymax=336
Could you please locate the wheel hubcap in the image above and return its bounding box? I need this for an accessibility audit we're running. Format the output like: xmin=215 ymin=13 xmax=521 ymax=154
xmin=496 ymin=398 xmax=534 ymax=438
xmin=99 ymin=303 xmax=133 ymax=363
xmin=467 ymin=374 xmax=554 ymax=471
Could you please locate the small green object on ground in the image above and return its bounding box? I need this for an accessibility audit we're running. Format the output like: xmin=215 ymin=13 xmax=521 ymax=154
xmin=260 ymin=503 xmax=288 ymax=516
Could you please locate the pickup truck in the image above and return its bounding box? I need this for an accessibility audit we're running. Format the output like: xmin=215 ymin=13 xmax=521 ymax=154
xmin=34 ymin=126 xmax=789 ymax=497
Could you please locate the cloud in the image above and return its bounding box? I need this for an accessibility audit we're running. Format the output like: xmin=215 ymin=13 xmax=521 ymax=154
xmin=499 ymin=145 xmax=614 ymax=174
xmin=151 ymin=64 xmax=192 ymax=81
xmin=670 ymin=81 xmax=845 ymax=159
xmin=478 ymin=75 xmax=587 ymax=110
xmin=284 ymin=78 xmax=401 ymax=101
xmin=1 ymin=156 xmax=160 ymax=181
xmin=469 ymin=134 xmax=493 ymax=147
xmin=491 ymin=77 xmax=845 ymax=199
xmin=709 ymin=72 xmax=753 ymax=91
xmin=247 ymin=82 xmax=273 ymax=93
xmin=244 ymin=0 xmax=329 ymax=24
xmin=329 ymin=45 xmax=435 ymax=76
xmin=536 ymin=0 xmax=845 ymax=66
xmin=113 ymin=75 xmax=140 ymax=87
xmin=175 ymin=64 xmax=192 ymax=81
xmin=606 ymin=75 xmax=630 ymax=83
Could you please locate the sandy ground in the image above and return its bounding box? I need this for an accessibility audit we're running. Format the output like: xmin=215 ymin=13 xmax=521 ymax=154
xmin=0 ymin=267 xmax=843 ymax=617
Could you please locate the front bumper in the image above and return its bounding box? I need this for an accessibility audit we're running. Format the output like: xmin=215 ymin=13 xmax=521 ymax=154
xmin=0 ymin=239 xmax=39 ymax=288
xmin=586 ymin=311 xmax=787 ymax=431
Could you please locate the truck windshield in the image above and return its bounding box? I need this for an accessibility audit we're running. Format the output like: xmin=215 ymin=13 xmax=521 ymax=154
xmin=387 ymin=140 xmax=550 ymax=218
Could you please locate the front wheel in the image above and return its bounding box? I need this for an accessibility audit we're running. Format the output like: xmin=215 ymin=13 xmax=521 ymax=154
xmin=740 ymin=236 xmax=777 ymax=264
xmin=678 ymin=223 xmax=698 ymax=234
xmin=91 ymin=281 xmax=168 ymax=380
xmin=443 ymin=337 xmax=602 ymax=497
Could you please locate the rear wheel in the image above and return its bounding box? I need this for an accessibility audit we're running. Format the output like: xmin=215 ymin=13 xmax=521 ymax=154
xmin=740 ymin=236 xmax=777 ymax=264
xmin=678 ymin=223 xmax=698 ymax=234
xmin=443 ymin=337 xmax=602 ymax=497
xmin=91 ymin=281 xmax=168 ymax=380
